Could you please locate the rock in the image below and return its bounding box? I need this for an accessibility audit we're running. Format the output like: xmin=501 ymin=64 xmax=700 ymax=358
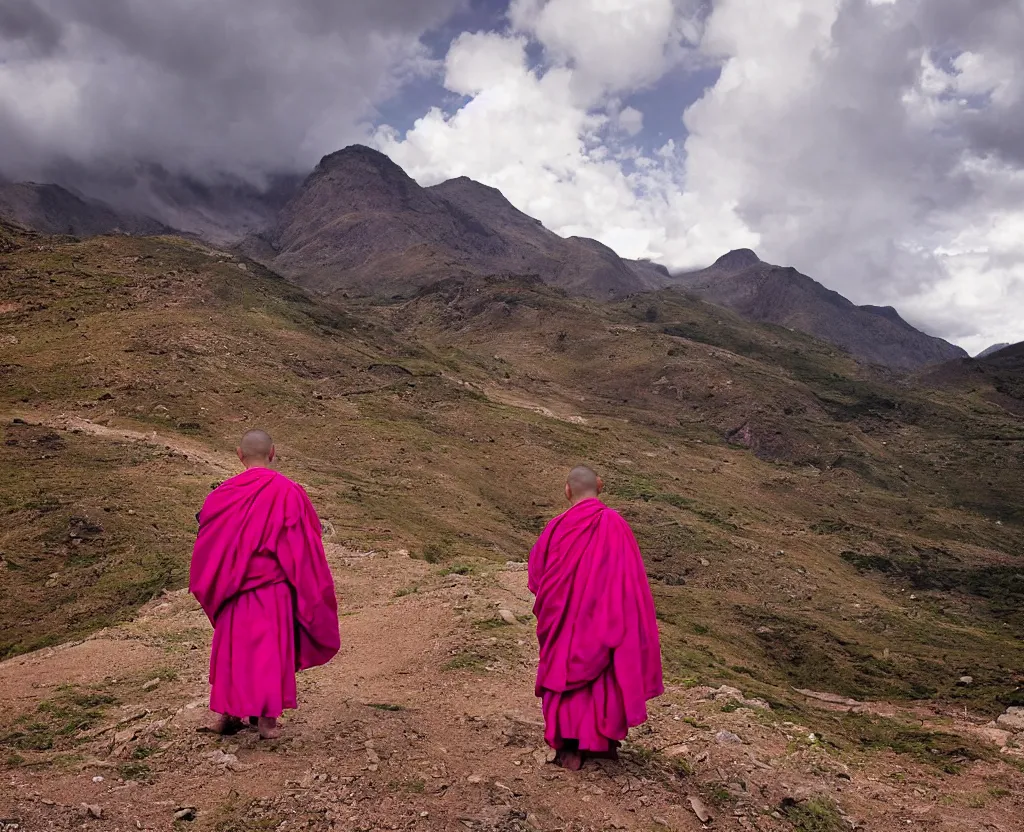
xmin=142 ymin=678 xmax=161 ymax=691
xmin=467 ymin=775 xmax=484 ymax=784
xmin=498 ymin=609 xmax=518 ymax=625
xmin=504 ymin=561 xmax=528 ymax=572
xmin=996 ymin=708 xmax=1024 ymax=732
xmin=688 ymin=796 xmax=713 ymax=823
xmin=710 ymin=685 xmax=771 ymax=711
xmin=205 ymin=750 xmax=238 ymax=767
xmin=173 ymin=806 xmax=197 ymax=822
xmin=957 ymin=676 xmax=974 ymax=686
xmin=715 ymin=730 xmax=743 ymax=745
xmin=113 ymin=728 xmax=138 ymax=745
xmin=80 ymin=804 xmax=104 ymax=819
xmin=979 ymin=727 xmax=1013 ymax=748
xmin=664 ymin=744 xmax=690 ymax=758
xmin=795 ymin=688 xmax=862 ymax=707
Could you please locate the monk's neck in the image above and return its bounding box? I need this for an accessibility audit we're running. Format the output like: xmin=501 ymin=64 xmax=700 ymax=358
xmin=569 ymin=495 xmax=600 ymax=507
xmin=241 ymin=461 xmax=273 ymax=471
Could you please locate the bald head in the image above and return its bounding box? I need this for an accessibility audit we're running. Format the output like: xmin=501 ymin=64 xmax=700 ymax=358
xmin=237 ymin=429 xmax=275 ymax=467
xmin=566 ymin=465 xmax=602 ymax=503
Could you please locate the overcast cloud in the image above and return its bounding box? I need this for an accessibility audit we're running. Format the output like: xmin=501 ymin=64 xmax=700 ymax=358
xmin=2 ymin=0 xmax=1023 ymax=352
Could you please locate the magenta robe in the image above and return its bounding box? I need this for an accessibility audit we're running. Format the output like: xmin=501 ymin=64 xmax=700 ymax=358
xmin=190 ymin=467 xmax=340 ymax=718
xmin=529 ymin=498 xmax=664 ymax=752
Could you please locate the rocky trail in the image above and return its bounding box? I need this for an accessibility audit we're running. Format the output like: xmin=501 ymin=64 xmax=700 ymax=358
xmin=4 ymin=541 xmax=1024 ymax=832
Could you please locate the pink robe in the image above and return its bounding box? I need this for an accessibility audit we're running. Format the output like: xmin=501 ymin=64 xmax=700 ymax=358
xmin=529 ymin=498 xmax=664 ymax=752
xmin=190 ymin=467 xmax=340 ymax=719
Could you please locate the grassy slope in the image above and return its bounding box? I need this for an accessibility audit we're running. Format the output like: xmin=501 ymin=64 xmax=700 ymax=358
xmin=2 ymin=225 xmax=1023 ymax=716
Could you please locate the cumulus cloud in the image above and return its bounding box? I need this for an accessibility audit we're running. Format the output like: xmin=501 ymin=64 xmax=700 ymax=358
xmin=3 ymin=0 xmax=1022 ymax=350
xmin=0 ymin=0 xmax=464 ymax=184
xmin=375 ymin=0 xmax=752 ymax=265
xmin=377 ymin=0 xmax=1024 ymax=351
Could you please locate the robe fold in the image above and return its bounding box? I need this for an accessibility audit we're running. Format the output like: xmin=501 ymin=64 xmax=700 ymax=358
xmin=529 ymin=498 xmax=664 ymax=752
xmin=190 ymin=467 xmax=340 ymax=719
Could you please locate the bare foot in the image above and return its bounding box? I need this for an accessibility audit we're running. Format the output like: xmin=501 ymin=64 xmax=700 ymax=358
xmin=257 ymin=717 xmax=282 ymax=740
xmin=212 ymin=714 xmax=243 ymax=735
xmin=555 ymin=749 xmax=583 ymax=771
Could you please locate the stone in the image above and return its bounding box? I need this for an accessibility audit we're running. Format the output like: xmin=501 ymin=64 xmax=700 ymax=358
xmin=142 ymin=678 xmax=161 ymax=691
xmin=113 ymin=728 xmax=138 ymax=745
xmin=996 ymin=708 xmax=1024 ymax=732
xmin=664 ymin=744 xmax=690 ymax=758
xmin=173 ymin=807 xmax=197 ymax=822
xmin=498 ymin=609 xmax=518 ymax=625
xmin=80 ymin=804 xmax=104 ymax=819
xmin=716 ymin=730 xmax=743 ymax=745
xmin=688 ymin=796 xmax=713 ymax=823
xmin=205 ymin=750 xmax=238 ymax=767
xmin=957 ymin=676 xmax=974 ymax=686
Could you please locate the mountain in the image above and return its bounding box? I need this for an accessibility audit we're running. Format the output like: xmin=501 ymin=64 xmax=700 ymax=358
xmin=670 ymin=249 xmax=967 ymax=370
xmin=242 ymin=145 xmax=670 ymax=298
xmin=0 ymin=182 xmax=168 ymax=237
xmin=0 ymin=149 xmax=984 ymax=373
xmin=978 ymin=343 xmax=1012 ymax=359
xmin=924 ymin=340 xmax=1024 ymax=416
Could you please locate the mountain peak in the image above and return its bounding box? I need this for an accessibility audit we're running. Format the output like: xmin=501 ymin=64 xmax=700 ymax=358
xmin=713 ymin=248 xmax=761 ymax=272
xmin=314 ymin=144 xmax=403 ymax=175
xmin=977 ymin=342 xmax=1012 ymax=359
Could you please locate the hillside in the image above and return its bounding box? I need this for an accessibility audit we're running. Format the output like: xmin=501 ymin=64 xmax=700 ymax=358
xmin=3 ymin=224 xmax=1024 ymax=829
xmin=0 ymin=182 xmax=168 ymax=238
xmin=673 ymin=251 xmax=967 ymax=370
xmin=241 ymin=145 xmax=667 ymax=299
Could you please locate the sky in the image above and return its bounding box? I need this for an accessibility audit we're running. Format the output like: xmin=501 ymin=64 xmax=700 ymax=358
xmin=2 ymin=0 xmax=1023 ymax=354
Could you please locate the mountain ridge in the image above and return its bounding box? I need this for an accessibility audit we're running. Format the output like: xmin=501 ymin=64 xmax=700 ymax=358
xmin=0 ymin=146 xmax=968 ymax=370
xmin=672 ymin=250 xmax=968 ymax=370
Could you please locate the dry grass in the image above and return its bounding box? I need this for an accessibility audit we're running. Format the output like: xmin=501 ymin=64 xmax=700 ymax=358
xmin=2 ymin=222 xmax=1023 ymax=714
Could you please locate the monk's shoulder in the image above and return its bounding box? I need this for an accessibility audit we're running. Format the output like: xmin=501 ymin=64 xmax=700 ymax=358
xmin=599 ymin=504 xmax=634 ymax=530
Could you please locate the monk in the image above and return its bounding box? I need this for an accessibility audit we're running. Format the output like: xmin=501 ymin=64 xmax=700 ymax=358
xmin=190 ymin=430 xmax=340 ymax=739
xmin=528 ymin=465 xmax=664 ymax=770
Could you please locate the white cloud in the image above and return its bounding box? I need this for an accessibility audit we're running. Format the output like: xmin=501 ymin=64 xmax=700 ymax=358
xmin=615 ymin=106 xmax=644 ymax=136
xmin=378 ymin=0 xmax=1024 ymax=349
xmin=508 ymin=0 xmax=702 ymax=100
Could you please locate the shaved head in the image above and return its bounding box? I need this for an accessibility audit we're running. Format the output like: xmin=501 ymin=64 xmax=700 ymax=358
xmin=238 ymin=429 xmax=274 ymax=464
xmin=566 ymin=465 xmax=601 ymax=501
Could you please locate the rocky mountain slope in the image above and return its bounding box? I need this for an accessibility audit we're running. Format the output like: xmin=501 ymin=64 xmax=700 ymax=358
xmin=978 ymin=343 xmax=1012 ymax=359
xmin=0 ymin=182 xmax=168 ymax=237
xmin=3 ymin=148 xmax=969 ymax=372
xmin=242 ymin=145 xmax=669 ymax=299
xmin=672 ymin=250 xmax=967 ymax=370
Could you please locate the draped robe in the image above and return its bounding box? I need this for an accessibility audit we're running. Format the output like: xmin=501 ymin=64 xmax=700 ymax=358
xmin=528 ymin=498 xmax=663 ymax=751
xmin=190 ymin=467 xmax=340 ymax=718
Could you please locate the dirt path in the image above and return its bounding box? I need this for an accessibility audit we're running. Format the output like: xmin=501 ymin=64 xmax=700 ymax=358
xmin=9 ymin=411 xmax=239 ymax=474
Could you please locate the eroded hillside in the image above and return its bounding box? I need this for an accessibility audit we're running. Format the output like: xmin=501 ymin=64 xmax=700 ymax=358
xmin=2 ymin=225 xmax=1024 ymax=830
